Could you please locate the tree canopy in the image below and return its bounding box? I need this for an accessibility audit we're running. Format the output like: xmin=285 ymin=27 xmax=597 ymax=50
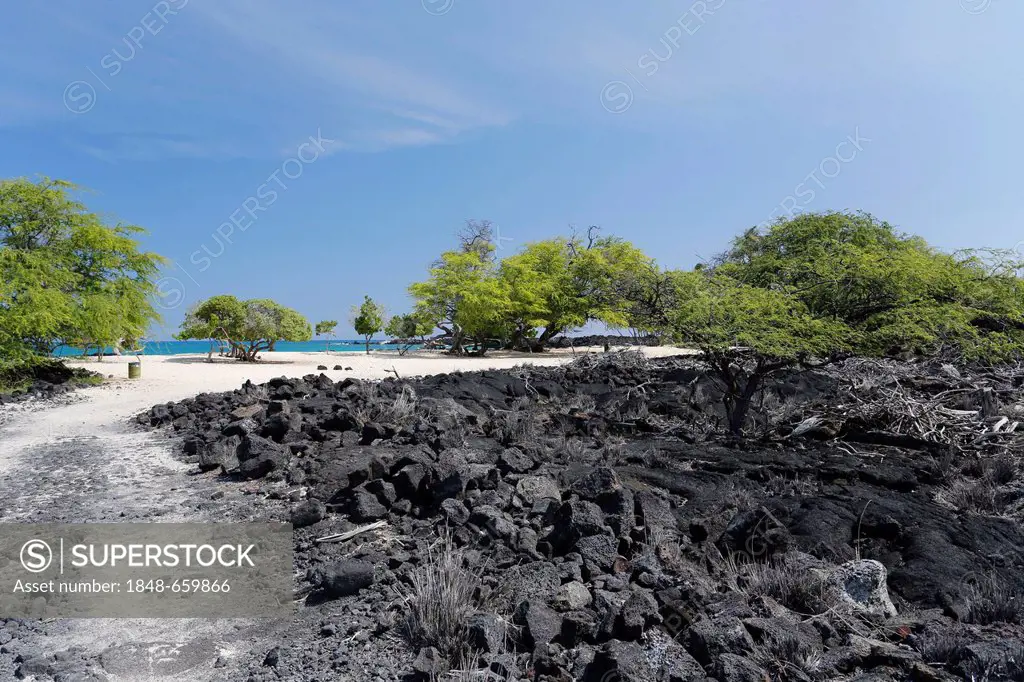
xmin=408 ymin=225 xmax=657 ymax=354
xmin=0 ymin=176 xmax=165 ymax=359
xmin=315 ymin=320 xmax=337 ymax=336
xmin=662 ymin=211 xmax=1024 ymax=433
xmin=352 ymin=296 xmax=385 ymax=354
xmin=668 ymin=270 xmax=852 ymax=433
xmin=385 ymin=312 xmax=434 ymax=355
xmin=713 ymin=211 xmax=1024 ymax=361
xmin=409 ymin=245 xmax=506 ymax=355
xmin=315 ymin=319 xmax=338 ymax=352
xmin=385 ymin=312 xmax=434 ymax=341
xmin=177 ymin=295 xmax=311 ymax=361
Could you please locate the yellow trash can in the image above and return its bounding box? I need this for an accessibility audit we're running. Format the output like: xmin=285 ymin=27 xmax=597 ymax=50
xmin=128 ymin=361 xmax=142 ymax=379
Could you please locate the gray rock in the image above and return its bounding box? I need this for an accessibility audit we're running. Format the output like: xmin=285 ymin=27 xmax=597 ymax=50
xmin=267 ymin=399 xmax=289 ymax=414
xmin=553 ymin=581 xmax=593 ymax=611
xmin=223 ymin=417 xmax=260 ymax=437
xmin=940 ymin=363 xmax=962 ymax=380
xmin=230 ymin=404 xmax=262 ymax=420
xmin=635 ymin=490 xmax=676 ymax=535
xmin=483 ymin=652 xmax=521 ymax=680
xmin=683 ymin=616 xmax=755 ymax=666
xmin=15 ymin=657 xmax=54 ymax=678
xmin=713 ymin=653 xmax=770 ymax=682
xmin=516 ymin=475 xmax=561 ymax=504
xmin=827 ymin=634 xmax=920 ymax=672
xmin=262 ymin=411 xmax=299 ymax=442
xmin=363 ymin=479 xmax=397 ymax=506
xmin=291 ymin=499 xmax=326 ymax=528
xmin=560 ymin=610 xmax=599 ymax=646
xmin=501 ymin=561 xmax=562 ymax=609
xmin=350 ymin=489 xmax=388 ymax=521
xmin=469 ymin=505 xmax=516 ymax=539
xmin=575 ymin=534 xmax=619 ymax=579
xmin=660 ymin=639 xmax=709 ymax=681
xmin=498 ymin=447 xmax=534 ymax=473
xmin=431 ymin=462 xmax=471 ymax=502
xmin=959 ymin=638 xmax=1024 ymax=676
xmin=198 ymin=436 xmax=240 ymax=472
xmin=412 ymin=646 xmax=447 ymax=676
xmin=319 ymin=560 xmax=374 ymax=598
xmin=825 ymin=559 xmax=897 ymax=618
xmin=570 ymin=466 xmax=622 ymax=500
xmin=615 ymin=590 xmax=660 ymax=640
xmin=547 ymin=500 xmax=610 ymax=551
xmin=513 ymin=599 xmax=561 ymax=651
xmin=236 ymin=434 xmax=290 ymax=479
xmin=742 ymin=616 xmax=821 ymax=658
xmin=394 ymin=463 xmax=427 ymax=498
xmin=440 ymin=498 xmax=470 ymax=525
xmin=467 ymin=613 xmax=507 ymax=653
xmin=583 ymin=639 xmax=704 ymax=682
xmin=515 ymin=526 xmax=539 ymax=555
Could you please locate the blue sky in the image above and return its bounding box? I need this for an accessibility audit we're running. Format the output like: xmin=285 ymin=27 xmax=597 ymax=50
xmin=2 ymin=0 xmax=1021 ymax=339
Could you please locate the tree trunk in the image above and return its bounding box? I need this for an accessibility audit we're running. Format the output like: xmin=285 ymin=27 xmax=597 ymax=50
xmin=709 ymin=355 xmax=755 ymax=437
xmin=722 ymin=365 xmax=771 ymax=436
xmin=364 ymin=336 xmax=370 ymax=354
xmin=507 ymin=329 xmax=523 ymax=352
xmin=473 ymin=335 xmax=488 ymax=357
xmin=532 ymin=325 xmax=562 ymax=352
xmin=448 ymin=330 xmax=466 ymax=355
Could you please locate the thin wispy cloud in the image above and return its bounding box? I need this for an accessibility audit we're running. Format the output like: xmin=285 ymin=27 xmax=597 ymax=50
xmin=1 ymin=0 xmax=1022 ymax=161
xmin=189 ymin=0 xmax=511 ymax=150
xmin=73 ymin=131 xmax=261 ymax=163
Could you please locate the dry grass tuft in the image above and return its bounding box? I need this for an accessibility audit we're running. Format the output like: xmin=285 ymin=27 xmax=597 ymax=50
xmin=727 ymin=553 xmax=830 ymax=616
xmin=402 ymin=532 xmax=481 ymax=671
xmin=491 ymin=397 xmax=537 ymax=446
xmin=913 ymin=628 xmax=969 ymax=666
xmin=379 ymin=384 xmax=418 ymax=424
xmin=962 ymin=575 xmax=1022 ymax=625
xmin=939 ymin=477 xmax=1006 ymax=516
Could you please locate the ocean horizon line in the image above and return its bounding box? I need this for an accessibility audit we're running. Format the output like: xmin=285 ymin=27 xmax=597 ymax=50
xmin=52 ymin=339 xmax=419 ymax=357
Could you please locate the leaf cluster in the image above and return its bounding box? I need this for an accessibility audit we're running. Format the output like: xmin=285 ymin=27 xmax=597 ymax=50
xmin=0 ymin=177 xmax=166 ymax=358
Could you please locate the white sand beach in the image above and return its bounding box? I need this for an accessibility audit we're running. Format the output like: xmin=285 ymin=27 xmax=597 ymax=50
xmin=61 ymin=346 xmax=695 ymax=417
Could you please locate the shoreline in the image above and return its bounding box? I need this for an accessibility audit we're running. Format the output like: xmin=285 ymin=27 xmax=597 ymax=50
xmin=56 ymin=347 xmax=695 ymax=417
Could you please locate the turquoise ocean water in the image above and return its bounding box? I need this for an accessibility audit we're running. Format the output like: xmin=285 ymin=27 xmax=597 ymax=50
xmin=52 ymin=340 xmax=417 ymax=357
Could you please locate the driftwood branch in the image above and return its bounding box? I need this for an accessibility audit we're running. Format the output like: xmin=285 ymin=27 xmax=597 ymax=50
xmin=314 ymin=520 xmax=387 ymax=544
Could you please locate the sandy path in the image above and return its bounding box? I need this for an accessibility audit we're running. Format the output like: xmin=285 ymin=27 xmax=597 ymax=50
xmin=0 ymin=347 xmax=690 ymax=680
xmin=0 ymin=372 xmax=282 ymax=680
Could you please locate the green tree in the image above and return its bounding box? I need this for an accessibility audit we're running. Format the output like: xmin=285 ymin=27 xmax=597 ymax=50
xmin=669 ymin=271 xmax=852 ymax=435
xmin=410 ymin=226 xmax=658 ymax=354
xmin=177 ymin=295 xmax=311 ymax=361
xmin=496 ymin=231 xmax=657 ymax=351
xmin=385 ymin=312 xmax=434 ymax=355
xmin=352 ymin=296 xmax=385 ymax=354
xmin=0 ymin=177 xmax=166 ymax=360
xmin=617 ymin=267 xmax=687 ymax=341
xmin=315 ymin=319 xmax=338 ymax=353
xmin=714 ymin=211 xmax=1024 ymax=362
xmin=670 ymin=212 xmax=1024 ymax=435
xmin=410 ymin=247 xmax=508 ymax=355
